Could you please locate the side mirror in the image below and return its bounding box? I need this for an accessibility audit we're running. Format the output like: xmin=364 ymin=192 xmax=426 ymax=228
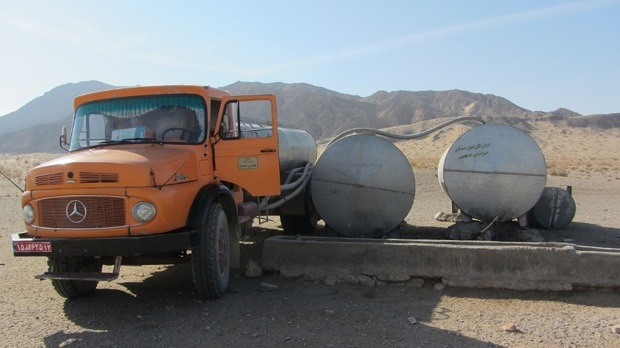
xmin=59 ymin=126 xmax=69 ymax=151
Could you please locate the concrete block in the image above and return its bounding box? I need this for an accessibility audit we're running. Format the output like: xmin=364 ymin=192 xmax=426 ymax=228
xmin=261 ymin=236 xmax=620 ymax=291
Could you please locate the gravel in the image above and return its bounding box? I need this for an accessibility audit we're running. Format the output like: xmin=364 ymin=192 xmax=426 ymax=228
xmin=1 ymin=170 xmax=619 ymax=347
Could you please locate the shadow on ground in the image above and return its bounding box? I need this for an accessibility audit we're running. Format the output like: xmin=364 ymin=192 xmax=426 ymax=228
xmin=43 ymin=220 xmax=619 ymax=347
xmin=48 ymin=263 xmax=505 ymax=347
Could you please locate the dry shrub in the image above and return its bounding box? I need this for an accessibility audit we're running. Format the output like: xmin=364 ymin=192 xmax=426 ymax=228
xmin=0 ymin=153 xmax=60 ymax=181
xmin=409 ymin=157 xmax=439 ymax=170
xmin=546 ymin=159 xmax=571 ymax=177
xmin=548 ymin=166 xmax=569 ymax=177
xmin=546 ymin=157 xmax=620 ymax=176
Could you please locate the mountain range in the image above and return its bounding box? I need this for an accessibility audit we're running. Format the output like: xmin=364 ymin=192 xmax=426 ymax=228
xmin=0 ymin=80 xmax=617 ymax=154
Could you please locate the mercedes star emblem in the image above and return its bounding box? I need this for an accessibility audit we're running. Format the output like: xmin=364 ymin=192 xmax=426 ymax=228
xmin=66 ymin=200 xmax=87 ymax=223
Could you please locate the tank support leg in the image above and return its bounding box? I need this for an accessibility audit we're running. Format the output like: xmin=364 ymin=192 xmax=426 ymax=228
xmin=517 ymin=214 xmax=529 ymax=229
xmin=460 ymin=212 xmax=472 ymax=223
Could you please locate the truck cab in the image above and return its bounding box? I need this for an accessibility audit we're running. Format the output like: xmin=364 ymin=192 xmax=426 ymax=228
xmin=12 ymin=85 xmax=315 ymax=300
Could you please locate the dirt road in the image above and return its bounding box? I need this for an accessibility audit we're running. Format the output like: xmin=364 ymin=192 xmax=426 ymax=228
xmin=1 ymin=170 xmax=619 ymax=347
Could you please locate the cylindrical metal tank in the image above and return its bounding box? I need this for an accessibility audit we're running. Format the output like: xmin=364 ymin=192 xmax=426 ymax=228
xmin=240 ymin=122 xmax=317 ymax=173
xmin=528 ymin=187 xmax=576 ymax=229
xmin=278 ymin=127 xmax=317 ymax=174
xmin=311 ymin=134 xmax=415 ymax=238
xmin=438 ymin=123 xmax=547 ymax=222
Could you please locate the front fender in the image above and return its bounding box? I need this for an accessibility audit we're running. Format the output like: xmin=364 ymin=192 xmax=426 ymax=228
xmin=187 ymin=184 xmax=234 ymax=227
xmin=187 ymin=184 xmax=240 ymax=270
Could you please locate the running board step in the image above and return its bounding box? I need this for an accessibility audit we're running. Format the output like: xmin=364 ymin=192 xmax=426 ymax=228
xmin=35 ymin=271 xmax=119 ymax=282
xmin=35 ymin=256 xmax=122 ymax=282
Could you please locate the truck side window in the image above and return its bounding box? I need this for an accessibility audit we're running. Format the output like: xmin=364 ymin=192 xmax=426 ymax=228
xmin=220 ymin=99 xmax=274 ymax=140
xmin=210 ymin=100 xmax=221 ymax=136
xmin=239 ymin=99 xmax=273 ymax=138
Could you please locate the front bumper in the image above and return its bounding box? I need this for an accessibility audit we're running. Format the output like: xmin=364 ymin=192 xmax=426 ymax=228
xmin=12 ymin=230 xmax=198 ymax=257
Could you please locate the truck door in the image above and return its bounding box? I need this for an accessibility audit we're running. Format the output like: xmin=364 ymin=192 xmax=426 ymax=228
xmin=212 ymin=95 xmax=281 ymax=197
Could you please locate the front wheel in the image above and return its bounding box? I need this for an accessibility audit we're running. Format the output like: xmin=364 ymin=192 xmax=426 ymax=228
xmin=192 ymin=202 xmax=230 ymax=299
xmin=49 ymin=256 xmax=101 ymax=299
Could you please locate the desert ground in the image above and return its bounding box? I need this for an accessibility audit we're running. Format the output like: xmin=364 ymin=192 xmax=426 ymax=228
xmin=1 ymin=120 xmax=619 ymax=347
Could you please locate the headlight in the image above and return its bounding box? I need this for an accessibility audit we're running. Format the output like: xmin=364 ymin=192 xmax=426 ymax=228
xmin=23 ymin=204 xmax=35 ymax=224
xmin=132 ymin=202 xmax=156 ymax=222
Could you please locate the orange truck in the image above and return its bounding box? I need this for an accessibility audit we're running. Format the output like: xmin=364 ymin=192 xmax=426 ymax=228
xmin=11 ymin=85 xmax=317 ymax=299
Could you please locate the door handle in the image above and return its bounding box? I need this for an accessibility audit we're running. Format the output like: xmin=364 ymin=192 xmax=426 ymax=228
xmin=260 ymin=148 xmax=276 ymax=153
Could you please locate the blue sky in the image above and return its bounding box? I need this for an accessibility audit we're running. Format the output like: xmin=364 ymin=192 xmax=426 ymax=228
xmin=1 ymin=0 xmax=618 ymax=116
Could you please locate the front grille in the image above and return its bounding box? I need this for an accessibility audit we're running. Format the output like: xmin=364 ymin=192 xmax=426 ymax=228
xmin=35 ymin=172 xmax=64 ymax=185
xmin=37 ymin=196 xmax=126 ymax=229
xmin=79 ymin=172 xmax=119 ymax=183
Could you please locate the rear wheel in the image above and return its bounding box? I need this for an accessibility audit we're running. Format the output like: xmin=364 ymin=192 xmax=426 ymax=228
xmin=49 ymin=256 xmax=101 ymax=299
xmin=192 ymin=202 xmax=230 ymax=299
xmin=280 ymin=214 xmax=317 ymax=235
xmin=281 ymin=185 xmax=318 ymax=235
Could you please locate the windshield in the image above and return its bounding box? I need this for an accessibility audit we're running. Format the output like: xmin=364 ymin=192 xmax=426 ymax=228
xmin=70 ymin=95 xmax=207 ymax=151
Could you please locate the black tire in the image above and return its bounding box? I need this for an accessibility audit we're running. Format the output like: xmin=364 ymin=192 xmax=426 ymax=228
xmin=280 ymin=213 xmax=318 ymax=235
xmin=281 ymin=183 xmax=318 ymax=235
xmin=192 ymin=202 xmax=230 ymax=299
xmin=48 ymin=256 xmax=101 ymax=299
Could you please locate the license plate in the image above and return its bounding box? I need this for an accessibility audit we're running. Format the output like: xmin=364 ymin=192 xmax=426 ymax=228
xmin=14 ymin=241 xmax=52 ymax=253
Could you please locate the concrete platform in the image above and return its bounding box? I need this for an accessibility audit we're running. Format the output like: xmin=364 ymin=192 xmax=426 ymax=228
xmin=261 ymin=236 xmax=620 ymax=291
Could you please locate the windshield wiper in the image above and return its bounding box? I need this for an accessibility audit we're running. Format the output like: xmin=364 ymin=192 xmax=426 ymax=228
xmin=98 ymin=137 xmax=160 ymax=145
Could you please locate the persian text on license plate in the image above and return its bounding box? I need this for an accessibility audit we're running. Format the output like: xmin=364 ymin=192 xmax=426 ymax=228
xmin=14 ymin=241 xmax=52 ymax=253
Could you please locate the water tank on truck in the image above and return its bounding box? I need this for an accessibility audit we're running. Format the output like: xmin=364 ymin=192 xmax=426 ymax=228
xmin=438 ymin=123 xmax=547 ymax=223
xmin=310 ymin=134 xmax=415 ymax=238
xmin=240 ymin=122 xmax=317 ymax=178
xmin=240 ymin=122 xmax=317 ymax=234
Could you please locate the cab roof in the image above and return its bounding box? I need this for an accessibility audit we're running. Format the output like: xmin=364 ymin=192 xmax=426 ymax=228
xmin=74 ymin=85 xmax=232 ymax=110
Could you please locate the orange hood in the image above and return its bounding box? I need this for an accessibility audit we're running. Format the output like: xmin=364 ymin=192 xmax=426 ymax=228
xmin=27 ymin=146 xmax=199 ymax=189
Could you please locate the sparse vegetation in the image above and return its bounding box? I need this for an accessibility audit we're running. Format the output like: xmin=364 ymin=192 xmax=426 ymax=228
xmin=0 ymin=153 xmax=59 ymax=181
xmin=547 ymin=161 xmax=570 ymax=177
xmin=1 ymin=116 xmax=618 ymax=184
xmin=409 ymin=158 xmax=438 ymax=170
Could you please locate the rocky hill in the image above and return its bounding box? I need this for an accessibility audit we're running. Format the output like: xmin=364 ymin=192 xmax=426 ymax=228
xmin=0 ymin=81 xmax=115 ymax=154
xmin=0 ymin=81 xmax=114 ymax=135
xmin=0 ymin=80 xmax=617 ymax=154
xmin=222 ymin=82 xmax=543 ymax=140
